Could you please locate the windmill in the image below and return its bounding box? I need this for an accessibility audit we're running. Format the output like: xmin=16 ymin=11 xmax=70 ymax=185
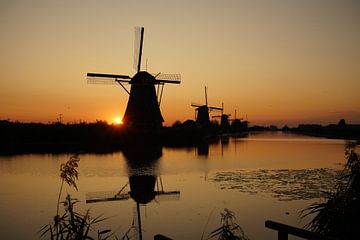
xmin=229 ymin=109 xmax=241 ymax=126
xmin=211 ymin=103 xmax=231 ymax=130
xmin=86 ymin=176 xmax=180 ymax=240
xmin=191 ymin=86 xmax=223 ymax=126
xmin=229 ymin=109 xmax=249 ymax=132
xmin=87 ymin=27 xmax=181 ymax=129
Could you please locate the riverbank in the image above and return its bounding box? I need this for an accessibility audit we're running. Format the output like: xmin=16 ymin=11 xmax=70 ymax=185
xmin=1 ymin=120 xmax=358 ymax=155
xmin=289 ymin=123 xmax=360 ymax=142
xmin=0 ymin=120 xmax=230 ymax=154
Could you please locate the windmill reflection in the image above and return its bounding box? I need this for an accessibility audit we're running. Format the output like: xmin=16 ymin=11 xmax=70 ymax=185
xmin=196 ymin=136 xmax=229 ymax=158
xmin=197 ymin=142 xmax=210 ymax=157
xmin=86 ymin=145 xmax=180 ymax=240
xmin=220 ymin=135 xmax=229 ymax=156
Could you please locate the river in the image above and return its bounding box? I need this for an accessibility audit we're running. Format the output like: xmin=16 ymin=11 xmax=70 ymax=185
xmin=0 ymin=132 xmax=347 ymax=239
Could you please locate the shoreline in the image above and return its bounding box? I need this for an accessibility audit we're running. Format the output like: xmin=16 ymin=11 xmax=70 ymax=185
xmin=1 ymin=120 xmax=359 ymax=155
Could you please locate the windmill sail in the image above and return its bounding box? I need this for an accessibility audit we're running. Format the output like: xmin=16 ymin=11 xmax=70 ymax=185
xmin=134 ymin=27 xmax=144 ymax=72
xmin=154 ymin=191 xmax=180 ymax=201
xmin=87 ymin=73 xmax=131 ymax=85
xmin=87 ymin=72 xmax=131 ymax=79
xmin=209 ymin=106 xmax=223 ymax=111
xmin=191 ymin=103 xmax=203 ymax=107
xmin=86 ymin=190 xmax=130 ymax=203
xmin=151 ymin=73 xmax=181 ymax=84
xmin=87 ymin=78 xmax=119 ymax=85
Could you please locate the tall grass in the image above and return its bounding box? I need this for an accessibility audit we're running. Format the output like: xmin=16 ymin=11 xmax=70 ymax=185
xmin=302 ymin=141 xmax=360 ymax=239
xmin=40 ymin=154 xmax=114 ymax=240
xmin=206 ymin=209 xmax=250 ymax=240
xmin=56 ymin=154 xmax=79 ymax=216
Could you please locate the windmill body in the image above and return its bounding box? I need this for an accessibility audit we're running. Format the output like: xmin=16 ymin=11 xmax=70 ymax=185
xmin=87 ymin=27 xmax=180 ymax=130
xmin=124 ymin=71 xmax=164 ymax=128
xmin=212 ymin=103 xmax=231 ymax=130
xmin=212 ymin=114 xmax=231 ymax=130
xmin=195 ymin=105 xmax=210 ymax=125
xmin=220 ymin=114 xmax=230 ymax=129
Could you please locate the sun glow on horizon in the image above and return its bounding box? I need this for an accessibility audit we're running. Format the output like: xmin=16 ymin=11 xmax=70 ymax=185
xmin=114 ymin=117 xmax=123 ymax=125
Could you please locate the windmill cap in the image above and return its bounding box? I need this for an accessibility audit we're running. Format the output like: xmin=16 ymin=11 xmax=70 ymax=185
xmin=131 ymin=71 xmax=156 ymax=84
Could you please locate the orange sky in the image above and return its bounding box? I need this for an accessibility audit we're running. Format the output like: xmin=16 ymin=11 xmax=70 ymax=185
xmin=0 ymin=0 xmax=359 ymax=127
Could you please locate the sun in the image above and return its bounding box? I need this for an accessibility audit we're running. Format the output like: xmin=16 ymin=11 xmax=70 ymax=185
xmin=114 ymin=117 xmax=123 ymax=125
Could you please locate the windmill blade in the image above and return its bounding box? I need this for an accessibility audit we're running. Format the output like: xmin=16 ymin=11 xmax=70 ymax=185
xmin=86 ymin=190 xmax=130 ymax=203
xmin=191 ymin=103 xmax=203 ymax=107
xmin=151 ymin=73 xmax=181 ymax=84
xmin=154 ymin=191 xmax=180 ymax=202
xmin=87 ymin=73 xmax=131 ymax=85
xmin=87 ymin=78 xmax=129 ymax=85
xmin=134 ymin=27 xmax=144 ymax=72
xmin=213 ymin=114 xmax=231 ymax=118
xmin=87 ymin=72 xmax=131 ymax=79
xmin=209 ymin=106 xmax=223 ymax=111
xmin=204 ymin=86 xmax=208 ymax=106
xmin=156 ymin=79 xmax=181 ymax=84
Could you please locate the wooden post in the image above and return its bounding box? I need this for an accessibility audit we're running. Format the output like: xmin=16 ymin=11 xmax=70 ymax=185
xmin=278 ymin=231 xmax=288 ymax=240
xmin=154 ymin=234 xmax=172 ymax=240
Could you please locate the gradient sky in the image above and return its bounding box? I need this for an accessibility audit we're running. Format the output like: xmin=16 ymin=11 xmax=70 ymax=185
xmin=1 ymin=0 xmax=359 ymax=126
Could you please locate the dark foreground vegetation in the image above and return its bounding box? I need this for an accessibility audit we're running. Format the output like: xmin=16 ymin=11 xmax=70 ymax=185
xmin=1 ymin=118 xmax=358 ymax=155
xmin=0 ymin=119 xmax=247 ymax=154
xmin=301 ymin=142 xmax=360 ymax=239
xmin=0 ymin=120 xmax=124 ymax=154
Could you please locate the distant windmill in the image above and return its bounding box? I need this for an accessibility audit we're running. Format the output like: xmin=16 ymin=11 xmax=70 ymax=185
xmin=228 ymin=109 xmax=240 ymax=124
xmin=191 ymin=86 xmax=223 ymax=126
xmin=229 ymin=109 xmax=249 ymax=131
xmin=87 ymin=27 xmax=181 ymax=129
xmin=211 ymin=103 xmax=231 ymax=129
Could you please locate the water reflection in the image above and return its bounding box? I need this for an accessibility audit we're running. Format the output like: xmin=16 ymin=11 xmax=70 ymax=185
xmin=197 ymin=142 xmax=209 ymax=157
xmin=196 ymin=136 xmax=230 ymax=157
xmin=86 ymin=145 xmax=180 ymax=239
xmin=0 ymin=132 xmax=348 ymax=240
xmin=221 ymin=135 xmax=230 ymax=156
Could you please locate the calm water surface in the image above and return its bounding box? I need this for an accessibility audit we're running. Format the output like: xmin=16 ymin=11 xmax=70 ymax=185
xmin=0 ymin=132 xmax=347 ymax=239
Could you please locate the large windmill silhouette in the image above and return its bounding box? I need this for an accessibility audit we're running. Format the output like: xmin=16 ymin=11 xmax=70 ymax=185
xmin=87 ymin=27 xmax=181 ymax=129
xmin=191 ymin=86 xmax=223 ymax=127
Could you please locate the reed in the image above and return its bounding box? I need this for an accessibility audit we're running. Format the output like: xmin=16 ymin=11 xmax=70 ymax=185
xmin=206 ymin=209 xmax=250 ymax=240
xmin=40 ymin=154 xmax=113 ymax=240
xmin=301 ymin=141 xmax=360 ymax=239
xmin=56 ymin=154 xmax=79 ymax=216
